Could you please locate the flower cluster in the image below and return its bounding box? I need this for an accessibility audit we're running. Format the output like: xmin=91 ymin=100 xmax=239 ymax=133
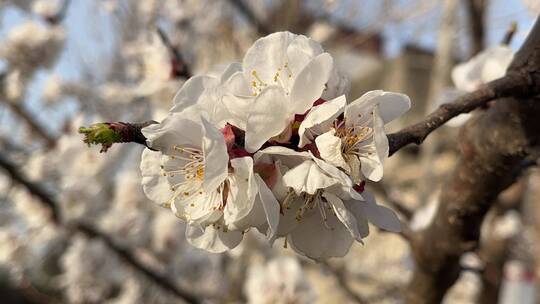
xmin=140 ymin=32 xmax=411 ymax=260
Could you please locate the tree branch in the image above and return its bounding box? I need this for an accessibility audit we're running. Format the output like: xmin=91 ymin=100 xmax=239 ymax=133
xmin=0 ymin=152 xmax=200 ymax=304
xmin=320 ymin=262 xmax=368 ymax=304
xmin=404 ymin=16 xmax=540 ymax=304
xmin=1 ymin=100 xmax=57 ymax=149
xmin=387 ymin=69 xmax=540 ymax=156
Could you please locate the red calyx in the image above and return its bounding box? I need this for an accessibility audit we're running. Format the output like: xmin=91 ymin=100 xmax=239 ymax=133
xmin=354 ymin=181 xmax=366 ymax=194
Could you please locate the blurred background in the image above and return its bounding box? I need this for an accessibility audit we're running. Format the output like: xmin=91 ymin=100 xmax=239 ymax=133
xmin=0 ymin=0 xmax=538 ymax=303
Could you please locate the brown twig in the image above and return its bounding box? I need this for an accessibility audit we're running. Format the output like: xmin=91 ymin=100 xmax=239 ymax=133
xmin=502 ymin=22 xmax=518 ymax=46
xmin=387 ymin=69 xmax=540 ymax=156
xmin=0 ymin=152 xmax=201 ymax=304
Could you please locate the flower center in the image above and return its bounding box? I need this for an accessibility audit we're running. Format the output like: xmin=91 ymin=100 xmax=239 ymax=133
xmin=281 ymin=189 xmax=335 ymax=229
xmin=335 ymin=118 xmax=374 ymax=157
xmin=250 ymin=62 xmax=293 ymax=96
xmin=160 ymin=146 xmax=206 ymax=207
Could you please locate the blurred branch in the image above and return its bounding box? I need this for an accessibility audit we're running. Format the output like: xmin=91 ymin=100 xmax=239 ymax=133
xmin=0 ymin=153 xmax=60 ymax=223
xmin=368 ymin=182 xmax=413 ymax=221
xmin=502 ymin=22 xmax=518 ymax=45
xmin=0 ymin=100 xmax=57 ymax=149
xmin=404 ymin=16 xmax=540 ymax=304
xmin=387 ymin=69 xmax=540 ymax=156
xmin=466 ymin=0 xmax=486 ymax=56
xmin=72 ymin=222 xmax=201 ymax=304
xmin=0 ymin=152 xmax=201 ymax=304
xmin=320 ymin=262 xmax=368 ymax=304
xmin=156 ymin=26 xmax=192 ymax=79
xmin=44 ymin=0 xmax=71 ymax=25
xmin=227 ymin=0 xmax=270 ymax=36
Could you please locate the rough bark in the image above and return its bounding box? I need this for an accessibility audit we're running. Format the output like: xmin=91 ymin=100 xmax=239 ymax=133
xmin=404 ymin=16 xmax=540 ymax=304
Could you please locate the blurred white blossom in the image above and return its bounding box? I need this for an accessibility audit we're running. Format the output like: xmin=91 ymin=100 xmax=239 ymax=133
xmin=245 ymin=256 xmax=316 ymax=304
xmin=0 ymin=21 xmax=65 ymax=76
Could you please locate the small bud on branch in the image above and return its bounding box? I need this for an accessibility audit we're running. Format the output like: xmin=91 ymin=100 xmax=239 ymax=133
xmin=79 ymin=121 xmax=157 ymax=152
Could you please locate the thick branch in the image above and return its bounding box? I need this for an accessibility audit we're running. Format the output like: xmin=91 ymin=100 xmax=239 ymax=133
xmin=0 ymin=152 xmax=200 ymax=304
xmin=405 ymin=16 xmax=540 ymax=304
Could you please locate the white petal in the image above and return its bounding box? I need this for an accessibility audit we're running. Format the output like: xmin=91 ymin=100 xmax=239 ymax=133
xmin=224 ymin=71 xmax=253 ymax=97
xmin=186 ymin=224 xmax=242 ymax=253
xmin=224 ymin=157 xmax=257 ymax=226
xmin=289 ymin=210 xmax=353 ymax=260
xmin=243 ymin=32 xmax=295 ymax=84
xmin=358 ymin=106 xmax=388 ymax=182
xmin=286 ymin=34 xmax=324 ymax=77
xmin=373 ymin=106 xmax=389 ymax=159
xmin=349 ymin=191 xmax=402 ymax=233
xmin=283 ymin=160 xmax=339 ymax=195
xmin=201 ymin=117 xmax=229 ymax=192
xmin=175 ymin=190 xmax=222 ymax=226
xmin=322 ymin=192 xmax=365 ymax=241
xmin=142 ymin=114 xmax=202 ymax=154
xmin=220 ymin=62 xmax=243 ymax=83
xmin=347 ymin=154 xmax=363 ymax=185
xmin=290 ymin=53 xmax=334 ymax=115
xmin=314 ymin=130 xmax=349 ymax=170
xmin=452 ymin=46 xmax=514 ymax=92
xmin=298 ymin=95 xmax=346 ymax=147
xmin=481 ymin=46 xmax=514 ymax=83
xmin=309 ymin=151 xmax=352 ymax=188
xmin=359 ymin=149 xmax=383 ymax=182
xmin=255 ymin=174 xmax=280 ymax=240
xmin=346 ymin=90 xmax=411 ymax=126
xmin=170 ymin=75 xmax=218 ymax=113
xmin=140 ymin=150 xmax=173 ymax=207
xmin=254 ymin=146 xmax=310 ymax=169
xmin=323 ymin=68 xmax=350 ymax=100
xmin=245 ymin=86 xmax=292 ymax=152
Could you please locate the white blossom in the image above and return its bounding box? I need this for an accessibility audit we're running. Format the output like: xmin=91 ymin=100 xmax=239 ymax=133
xmin=222 ymin=31 xmax=348 ymax=152
xmin=245 ymin=256 xmax=316 ymax=304
xmin=452 ymin=46 xmax=514 ymax=92
xmin=439 ymin=45 xmax=514 ymax=127
xmin=0 ymin=21 xmax=65 ymax=76
xmin=141 ymin=112 xmax=279 ymax=253
xmin=302 ymin=90 xmax=410 ymax=182
xmin=254 ymin=147 xmax=402 ymax=260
